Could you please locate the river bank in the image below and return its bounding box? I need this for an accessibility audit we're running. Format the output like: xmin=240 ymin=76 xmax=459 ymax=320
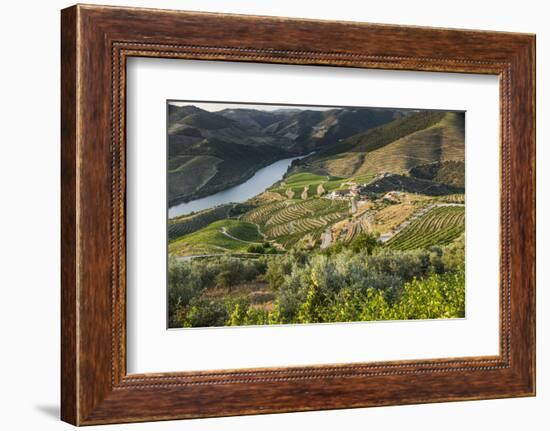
xmin=168 ymin=154 xmax=310 ymax=218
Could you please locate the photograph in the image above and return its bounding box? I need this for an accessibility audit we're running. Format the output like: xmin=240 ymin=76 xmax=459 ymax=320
xmin=167 ymin=101 xmax=466 ymax=328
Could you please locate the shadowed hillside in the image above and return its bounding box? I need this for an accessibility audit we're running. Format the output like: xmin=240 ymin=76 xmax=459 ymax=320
xmin=409 ymin=160 xmax=465 ymax=188
xmin=362 ymin=173 xmax=464 ymax=196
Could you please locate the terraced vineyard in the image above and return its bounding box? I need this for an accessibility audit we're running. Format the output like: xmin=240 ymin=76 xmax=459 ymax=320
xmin=441 ymin=193 xmax=465 ymax=204
xmin=241 ymin=200 xmax=290 ymax=225
xmin=343 ymin=217 xmax=372 ymax=242
xmin=265 ymin=212 xmax=345 ymax=238
xmin=265 ymin=199 xmax=330 ymax=226
xmin=386 ymin=206 xmax=465 ymax=250
xmin=243 ymin=197 xmax=348 ymax=248
xmin=272 ymin=225 xmax=330 ymax=249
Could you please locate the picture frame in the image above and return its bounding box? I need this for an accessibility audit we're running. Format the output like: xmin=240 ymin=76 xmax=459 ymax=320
xmin=61 ymin=4 xmax=535 ymax=425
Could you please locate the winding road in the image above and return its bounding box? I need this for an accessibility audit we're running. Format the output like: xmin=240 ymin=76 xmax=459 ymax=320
xmin=219 ymin=227 xmax=262 ymax=244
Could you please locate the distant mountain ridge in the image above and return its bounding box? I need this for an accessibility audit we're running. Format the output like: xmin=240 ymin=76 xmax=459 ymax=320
xmin=167 ymin=104 xmax=407 ymax=205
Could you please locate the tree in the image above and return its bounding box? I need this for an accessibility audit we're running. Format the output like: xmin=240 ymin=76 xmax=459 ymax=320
xmin=349 ymin=232 xmax=379 ymax=254
xmin=215 ymin=270 xmax=238 ymax=291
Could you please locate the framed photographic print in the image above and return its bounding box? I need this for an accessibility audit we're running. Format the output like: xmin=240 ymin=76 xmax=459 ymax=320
xmin=61 ymin=4 xmax=536 ymax=425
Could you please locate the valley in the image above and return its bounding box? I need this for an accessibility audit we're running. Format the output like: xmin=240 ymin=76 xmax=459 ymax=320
xmin=167 ymin=103 xmax=466 ymax=328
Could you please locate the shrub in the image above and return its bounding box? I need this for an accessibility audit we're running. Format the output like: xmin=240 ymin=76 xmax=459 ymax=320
xmin=348 ymin=232 xmax=380 ymax=254
xmin=215 ymin=270 xmax=238 ymax=290
xmin=264 ymin=255 xmax=294 ymax=290
xmin=227 ymin=300 xmax=250 ymax=326
xmin=180 ymin=298 xmax=229 ymax=327
xmin=247 ymin=244 xmax=265 ymax=254
xmin=167 ymin=242 xmax=465 ymax=328
xmin=226 ymin=299 xmax=270 ymax=326
xmin=442 ymin=235 xmax=465 ymax=271
xmin=167 ymin=258 xmax=206 ymax=318
xmin=396 ymin=269 xmax=465 ymax=319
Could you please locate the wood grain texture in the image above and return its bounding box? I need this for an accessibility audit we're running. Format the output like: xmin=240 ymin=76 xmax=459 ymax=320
xmin=60 ymin=4 xmax=536 ymax=426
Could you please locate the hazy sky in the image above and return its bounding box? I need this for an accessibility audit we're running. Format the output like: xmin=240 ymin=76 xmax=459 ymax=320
xmin=168 ymin=101 xmax=334 ymax=112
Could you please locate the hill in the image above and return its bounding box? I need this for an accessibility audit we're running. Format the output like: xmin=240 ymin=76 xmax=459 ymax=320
xmin=168 ymin=204 xmax=236 ymax=242
xmin=263 ymin=107 xmax=405 ymax=152
xmin=217 ymin=108 xmax=292 ymax=132
xmin=295 ymin=111 xmax=465 ymax=177
xmin=168 ymin=104 xmax=408 ymax=205
xmin=169 ymin=219 xmax=264 ymax=256
xmin=168 ymin=105 xmax=293 ymax=204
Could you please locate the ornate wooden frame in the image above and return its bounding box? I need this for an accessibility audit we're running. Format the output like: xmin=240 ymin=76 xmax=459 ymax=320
xmin=61 ymin=4 xmax=536 ymax=426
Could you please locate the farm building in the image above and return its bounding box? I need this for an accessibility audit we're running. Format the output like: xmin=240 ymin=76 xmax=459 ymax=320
xmin=383 ymin=191 xmax=404 ymax=203
xmin=327 ymin=189 xmax=350 ymax=200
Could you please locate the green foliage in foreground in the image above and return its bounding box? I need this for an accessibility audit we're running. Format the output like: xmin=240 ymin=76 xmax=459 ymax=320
xmin=168 ymin=238 xmax=465 ymax=328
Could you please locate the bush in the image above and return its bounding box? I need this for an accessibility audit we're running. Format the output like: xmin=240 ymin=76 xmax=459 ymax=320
xmin=247 ymin=244 xmax=265 ymax=254
xmin=395 ymin=269 xmax=465 ymax=319
xmin=167 ymin=241 xmax=465 ymax=328
xmin=180 ymin=298 xmax=229 ymax=327
xmin=227 ymin=298 xmax=270 ymax=326
xmin=167 ymin=258 xmax=207 ymax=325
xmin=349 ymin=232 xmax=380 ymax=254
xmin=264 ymin=255 xmax=294 ymax=290
xmin=441 ymin=235 xmax=465 ymax=271
xmin=215 ymin=270 xmax=238 ymax=290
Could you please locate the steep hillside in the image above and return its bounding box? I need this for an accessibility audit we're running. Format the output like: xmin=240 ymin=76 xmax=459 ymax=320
xmin=168 ymin=105 xmax=293 ymax=204
xmin=353 ymin=112 xmax=464 ymax=176
xmin=264 ymin=107 xmax=405 ymax=152
xmin=168 ymin=155 xmax=223 ymax=203
xmin=296 ymin=111 xmax=464 ymax=177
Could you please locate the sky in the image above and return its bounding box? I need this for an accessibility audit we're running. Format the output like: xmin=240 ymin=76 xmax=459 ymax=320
xmin=167 ymin=100 xmax=334 ymax=112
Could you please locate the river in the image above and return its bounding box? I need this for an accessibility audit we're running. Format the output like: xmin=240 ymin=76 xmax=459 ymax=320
xmin=168 ymin=154 xmax=309 ymax=218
